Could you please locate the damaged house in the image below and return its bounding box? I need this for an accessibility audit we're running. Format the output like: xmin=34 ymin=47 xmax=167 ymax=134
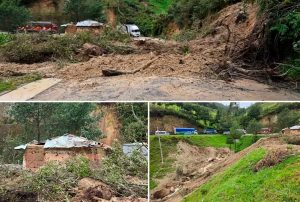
xmin=15 ymin=134 xmax=108 ymax=171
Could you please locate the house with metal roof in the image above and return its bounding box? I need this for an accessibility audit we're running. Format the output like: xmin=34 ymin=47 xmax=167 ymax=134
xmin=282 ymin=125 xmax=300 ymax=136
xmin=64 ymin=20 xmax=105 ymax=34
xmin=15 ymin=134 xmax=108 ymax=171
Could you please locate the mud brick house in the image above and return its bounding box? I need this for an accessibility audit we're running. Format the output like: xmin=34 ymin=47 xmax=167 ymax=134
xmin=15 ymin=134 xmax=108 ymax=171
xmin=282 ymin=125 xmax=300 ymax=136
xmin=64 ymin=20 xmax=104 ymax=34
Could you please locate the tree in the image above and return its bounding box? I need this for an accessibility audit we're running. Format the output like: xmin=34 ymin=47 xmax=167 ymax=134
xmin=0 ymin=0 xmax=30 ymax=32
xmin=247 ymin=104 xmax=261 ymax=120
xmin=64 ymin=0 xmax=105 ymax=22
xmin=277 ymin=108 xmax=300 ymax=131
xmin=9 ymin=103 xmax=102 ymax=142
xmin=9 ymin=103 xmax=55 ymax=142
xmin=229 ymin=121 xmax=243 ymax=152
xmin=247 ymin=119 xmax=262 ymax=134
xmin=117 ymin=103 xmax=148 ymax=143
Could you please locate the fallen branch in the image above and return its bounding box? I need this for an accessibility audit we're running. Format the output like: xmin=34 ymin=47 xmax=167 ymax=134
xmin=102 ymin=57 xmax=159 ymax=77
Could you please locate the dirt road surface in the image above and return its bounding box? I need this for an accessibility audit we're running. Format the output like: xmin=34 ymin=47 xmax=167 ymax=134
xmin=31 ymin=76 xmax=300 ymax=101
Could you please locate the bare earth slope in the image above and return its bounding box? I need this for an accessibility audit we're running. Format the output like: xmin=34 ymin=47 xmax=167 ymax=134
xmin=151 ymin=137 xmax=300 ymax=202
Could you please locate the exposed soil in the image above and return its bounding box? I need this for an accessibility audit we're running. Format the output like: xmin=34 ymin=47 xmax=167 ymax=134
xmin=151 ymin=137 xmax=300 ymax=202
xmin=0 ymin=2 xmax=299 ymax=100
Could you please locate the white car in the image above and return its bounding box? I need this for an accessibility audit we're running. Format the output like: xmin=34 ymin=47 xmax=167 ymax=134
xmin=155 ymin=131 xmax=170 ymax=135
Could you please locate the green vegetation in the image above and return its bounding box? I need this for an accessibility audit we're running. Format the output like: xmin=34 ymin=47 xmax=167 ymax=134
xmin=150 ymin=135 xmax=255 ymax=189
xmin=0 ymin=32 xmax=132 ymax=64
xmin=253 ymin=0 xmax=300 ymax=81
xmin=0 ymin=0 xmax=30 ymax=32
xmin=64 ymin=0 xmax=105 ymax=22
xmin=116 ymin=103 xmax=148 ymax=143
xmin=0 ymin=73 xmax=41 ymax=93
xmin=184 ymin=149 xmax=300 ymax=202
xmin=93 ymin=144 xmax=147 ymax=197
xmin=148 ymin=0 xmax=174 ymax=14
xmin=0 ymin=33 xmax=13 ymax=46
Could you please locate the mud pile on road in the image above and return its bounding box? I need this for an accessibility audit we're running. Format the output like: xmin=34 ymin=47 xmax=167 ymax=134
xmin=0 ymin=2 xmax=259 ymax=82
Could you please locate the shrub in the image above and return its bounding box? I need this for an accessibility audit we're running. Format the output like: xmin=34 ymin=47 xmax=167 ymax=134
xmin=0 ymin=33 xmax=13 ymax=46
xmin=0 ymin=32 xmax=134 ymax=64
xmin=66 ymin=156 xmax=91 ymax=178
xmin=28 ymin=162 xmax=78 ymax=201
xmin=92 ymin=143 xmax=147 ymax=197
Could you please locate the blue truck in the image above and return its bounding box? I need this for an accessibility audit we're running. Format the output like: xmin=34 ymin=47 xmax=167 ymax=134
xmin=174 ymin=128 xmax=198 ymax=135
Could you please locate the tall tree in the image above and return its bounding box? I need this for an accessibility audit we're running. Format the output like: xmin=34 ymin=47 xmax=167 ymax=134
xmin=9 ymin=103 xmax=102 ymax=142
xmin=64 ymin=0 xmax=105 ymax=22
xmin=0 ymin=0 xmax=30 ymax=32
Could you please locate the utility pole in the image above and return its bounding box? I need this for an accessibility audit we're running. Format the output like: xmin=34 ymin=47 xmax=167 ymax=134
xmin=158 ymin=135 xmax=164 ymax=164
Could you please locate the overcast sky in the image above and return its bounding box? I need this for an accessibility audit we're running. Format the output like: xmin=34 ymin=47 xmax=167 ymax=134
xmin=219 ymin=102 xmax=256 ymax=108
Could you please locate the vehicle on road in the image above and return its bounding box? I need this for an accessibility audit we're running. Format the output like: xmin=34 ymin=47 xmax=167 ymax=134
xmin=203 ymin=128 xmax=217 ymax=134
xmin=17 ymin=21 xmax=58 ymax=34
xmin=155 ymin=130 xmax=170 ymax=135
xmin=119 ymin=24 xmax=141 ymax=37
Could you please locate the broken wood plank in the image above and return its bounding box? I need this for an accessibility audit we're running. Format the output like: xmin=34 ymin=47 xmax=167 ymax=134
xmin=0 ymin=78 xmax=61 ymax=101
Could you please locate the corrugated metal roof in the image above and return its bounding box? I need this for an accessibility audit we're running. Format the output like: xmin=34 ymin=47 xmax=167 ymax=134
xmin=14 ymin=135 xmax=98 ymax=150
xmin=76 ymin=20 xmax=103 ymax=27
xmin=290 ymin=125 xmax=300 ymax=130
xmin=44 ymin=134 xmax=98 ymax=148
xmin=14 ymin=140 xmax=39 ymax=150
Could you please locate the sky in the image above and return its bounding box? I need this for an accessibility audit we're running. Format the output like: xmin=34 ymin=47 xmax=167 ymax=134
xmin=219 ymin=102 xmax=256 ymax=108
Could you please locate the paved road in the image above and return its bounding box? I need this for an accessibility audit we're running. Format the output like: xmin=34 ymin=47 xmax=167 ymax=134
xmin=31 ymin=76 xmax=300 ymax=101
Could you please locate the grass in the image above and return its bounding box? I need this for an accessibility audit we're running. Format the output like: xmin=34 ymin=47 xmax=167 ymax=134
xmin=0 ymin=73 xmax=41 ymax=93
xmin=184 ymin=149 xmax=300 ymax=202
xmin=150 ymin=135 xmax=256 ymax=189
xmin=148 ymin=0 xmax=174 ymax=14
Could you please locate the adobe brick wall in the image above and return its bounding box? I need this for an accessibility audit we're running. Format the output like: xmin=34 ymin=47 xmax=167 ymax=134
xmin=23 ymin=145 xmax=45 ymax=172
xmin=283 ymin=129 xmax=300 ymax=136
xmin=44 ymin=147 xmax=104 ymax=164
xmin=23 ymin=146 xmax=104 ymax=171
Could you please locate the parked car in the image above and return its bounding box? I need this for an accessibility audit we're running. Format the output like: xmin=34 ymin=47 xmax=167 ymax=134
xmin=223 ymin=130 xmax=230 ymax=135
xmin=155 ymin=131 xmax=170 ymax=135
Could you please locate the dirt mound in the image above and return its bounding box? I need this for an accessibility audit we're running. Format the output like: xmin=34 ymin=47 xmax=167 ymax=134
xmin=253 ymin=149 xmax=290 ymax=172
xmin=73 ymin=178 xmax=115 ymax=201
xmin=175 ymin=142 xmax=232 ymax=179
xmin=72 ymin=178 xmax=147 ymax=202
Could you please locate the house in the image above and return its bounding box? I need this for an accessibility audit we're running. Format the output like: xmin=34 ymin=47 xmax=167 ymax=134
xmin=282 ymin=125 xmax=300 ymax=135
xmin=64 ymin=20 xmax=104 ymax=34
xmin=15 ymin=134 xmax=108 ymax=171
xmin=257 ymin=128 xmax=272 ymax=134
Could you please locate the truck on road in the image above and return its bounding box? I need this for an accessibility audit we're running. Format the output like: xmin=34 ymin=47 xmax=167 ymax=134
xmin=174 ymin=128 xmax=198 ymax=135
xmin=119 ymin=24 xmax=141 ymax=37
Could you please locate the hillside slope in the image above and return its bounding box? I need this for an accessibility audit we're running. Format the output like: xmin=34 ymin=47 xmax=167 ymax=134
xmin=184 ymin=148 xmax=300 ymax=202
xmin=151 ymin=136 xmax=300 ymax=202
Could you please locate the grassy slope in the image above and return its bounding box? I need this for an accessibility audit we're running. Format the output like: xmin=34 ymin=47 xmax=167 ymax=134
xmin=150 ymin=135 xmax=255 ymax=189
xmin=184 ymin=149 xmax=300 ymax=202
xmin=148 ymin=0 xmax=174 ymax=14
